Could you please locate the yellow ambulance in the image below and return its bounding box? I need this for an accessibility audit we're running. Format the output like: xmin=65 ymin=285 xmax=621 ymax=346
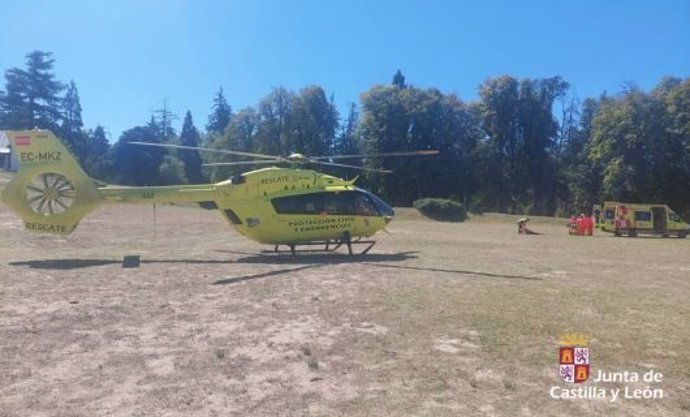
xmin=600 ymin=202 xmax=689 ymax=238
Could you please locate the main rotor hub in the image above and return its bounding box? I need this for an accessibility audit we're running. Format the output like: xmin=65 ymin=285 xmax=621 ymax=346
xmin=286 ymin=153 xmax=307 ymax=163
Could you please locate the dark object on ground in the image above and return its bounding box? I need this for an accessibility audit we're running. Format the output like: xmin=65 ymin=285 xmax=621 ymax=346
xmin=413 ymin=198 xmax=467 ymax=222
xmin=122 ymin=255 xmax=140 ymax=268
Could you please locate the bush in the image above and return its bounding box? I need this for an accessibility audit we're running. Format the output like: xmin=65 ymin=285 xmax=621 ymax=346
xmin=413 ymin=198 xmax=468 ymax=222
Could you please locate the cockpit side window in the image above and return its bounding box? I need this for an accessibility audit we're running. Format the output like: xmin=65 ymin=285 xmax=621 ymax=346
xmin=354 ymin=193 xmax=378 ymax=216
xmin=324 ymin=192 xmax=355 ymax=215
xmin=271 ymin=190 xmax=387 ymax=216
xmin=271 ymin=193 xmax=325 ymax=214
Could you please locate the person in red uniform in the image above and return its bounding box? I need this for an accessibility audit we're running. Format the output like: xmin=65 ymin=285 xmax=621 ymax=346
xmin=583 ymin=214 xmax=594 ymax=236
xmin=576 ymin=214 xmax=585 ymax=235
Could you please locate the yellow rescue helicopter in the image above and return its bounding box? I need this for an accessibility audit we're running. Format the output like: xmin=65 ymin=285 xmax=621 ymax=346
xmin=0 ymin=130 xmax=437 ymax=255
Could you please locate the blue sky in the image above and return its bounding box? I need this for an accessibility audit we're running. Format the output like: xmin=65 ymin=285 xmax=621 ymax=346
xmin=1 ymin=0 xmax=688 ymax=140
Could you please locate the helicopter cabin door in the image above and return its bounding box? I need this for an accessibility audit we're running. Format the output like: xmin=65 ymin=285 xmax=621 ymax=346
xmin=652 ymin=207 xmax=666 ymax=233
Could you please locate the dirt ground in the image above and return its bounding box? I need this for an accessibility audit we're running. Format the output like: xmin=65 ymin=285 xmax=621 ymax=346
xmin=1 ymin=180 xmax=689 ymax=416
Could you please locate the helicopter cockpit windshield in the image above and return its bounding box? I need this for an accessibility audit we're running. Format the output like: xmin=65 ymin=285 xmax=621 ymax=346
xmin=354 ymin=188 xmax=394 ymax=218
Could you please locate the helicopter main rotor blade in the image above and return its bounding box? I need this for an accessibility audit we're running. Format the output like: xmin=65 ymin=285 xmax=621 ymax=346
xmin=128 ymin=142 xmax=283 ymax=161
xmin=203 ymin=160 xmax=282 ymax=167
xmin=310 ymin=160 xmax=393 ymax=174
xmin=310 ymin=150 xmax=439 ymax=161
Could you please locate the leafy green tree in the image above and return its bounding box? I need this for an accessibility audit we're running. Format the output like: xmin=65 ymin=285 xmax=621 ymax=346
xmin=518 ymin=77 xmax=569 ymax=214
xmin=589 ymin=88 xmax=664 ymax=202
xmin=477 ymin=75 xmax=520 ymax=212
xmin=206 ymin=87 xmax=232 ymax=134
xmin=255 ymin=87 xmax=294 ymax=155
xmin=208 ymin=107 xmax=259 ymax=181
xmin=359 ymin=84 xmax=410 ymax=202
xmin=289 ymin=86 xmax=339 ymax=156
xmin=111 ymin=125 xmax=167 ymax=185
xmin=179 ymin=110 xmax=206 ymax=183
xmin=477 ymin=75 xmax=568 ymax=214
xmin=661 ymin=78 xmax=690 ymax=216
xmin=562 ymin=97 xmax=603 ymax=214
xmin=158 ymin=154 xmax=188 ymax=185
xmin=359 ymin=81 xmax=480 ymax=206
xmin=83 ymin=125 xmax=112 ymax=180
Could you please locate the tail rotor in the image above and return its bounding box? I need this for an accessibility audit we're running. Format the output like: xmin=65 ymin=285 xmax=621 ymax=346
xmin=26 ymin=173 xmax=77 ymax=215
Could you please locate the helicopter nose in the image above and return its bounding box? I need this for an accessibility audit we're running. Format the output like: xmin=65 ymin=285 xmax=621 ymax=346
xmin=384 ymin=207 xmax=394 ymax=224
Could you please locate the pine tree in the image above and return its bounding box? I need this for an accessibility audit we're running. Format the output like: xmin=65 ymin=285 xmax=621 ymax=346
xmin=0 ymin=88 xmax=11 ymax=129
xmin=0 ymin=51 xmax=65 ymax=130
xmin=206 ymin=87 xmax=232 ymax=134
xmin=152 ymin=99 xmax=178 ymax=140
xmin=179 ymin=111 xmax=206 ymax=184
xmin=60 ymin=80 xmax=87 ymax=161
xmin=62 ymin=81 xmax=83 ymax=133
xmin=146 ymin=102 xmax=188 ymax=185
xmin=335 ymin=103 xmax=360 ymax=155
xmin=392 ymin=70 xmax=406 ymax=89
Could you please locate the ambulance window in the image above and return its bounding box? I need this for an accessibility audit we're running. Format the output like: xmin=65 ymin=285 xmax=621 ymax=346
xmin=634 ymin=211 xmax=651 ymax=221
xmin=604 ymin=209 xmax=615 ymax=220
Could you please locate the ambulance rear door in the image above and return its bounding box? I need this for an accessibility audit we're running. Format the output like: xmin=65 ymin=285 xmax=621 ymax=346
xmin=651 ymin=206 xmax=666 ymax=233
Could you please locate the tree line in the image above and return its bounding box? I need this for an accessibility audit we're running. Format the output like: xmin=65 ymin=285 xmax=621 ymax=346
xmin=1 ymin=51 xmax=688 ymax=217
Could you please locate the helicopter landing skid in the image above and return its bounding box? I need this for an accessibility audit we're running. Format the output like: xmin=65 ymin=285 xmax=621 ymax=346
xmin=274 ymin=237 xmax=376 ymax=256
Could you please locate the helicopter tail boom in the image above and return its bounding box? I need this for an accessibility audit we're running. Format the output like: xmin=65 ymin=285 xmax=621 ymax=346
xmin=0 ymin=130 xmax=217 ymax=235
xmin=97 ymin=184 xmax=216 ymax=205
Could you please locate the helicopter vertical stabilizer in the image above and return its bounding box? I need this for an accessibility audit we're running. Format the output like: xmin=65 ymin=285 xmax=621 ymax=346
xmin=0 ymin=130 xmax=104 ymax=235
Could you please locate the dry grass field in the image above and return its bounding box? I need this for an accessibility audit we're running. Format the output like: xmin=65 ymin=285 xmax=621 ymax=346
xmin=1 ymin=172 xmax=689 ymax=416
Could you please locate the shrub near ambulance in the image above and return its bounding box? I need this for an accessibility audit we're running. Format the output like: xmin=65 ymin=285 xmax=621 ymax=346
xmin=600 ymin=202 xmax=689 ymax=238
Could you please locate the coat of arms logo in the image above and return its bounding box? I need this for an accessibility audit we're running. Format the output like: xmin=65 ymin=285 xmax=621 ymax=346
xmin=558 ymin=333 xmax=590 ymax=383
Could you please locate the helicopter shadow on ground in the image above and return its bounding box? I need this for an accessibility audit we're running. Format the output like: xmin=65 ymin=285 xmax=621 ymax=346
xmin=210 ymin=251 xmax=419 ymax=285
xmin=362 ymin=263 xmax=543 ymax=281
xmin=217 ymin=250 xmax=420 ymax=265
xmin=8 ymin=258 xmax=234 ymax=270
xmin=212 ymin=250 xmax=541 ymax=284
xmin=212 ymin=264 xmax=324 ymax=285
